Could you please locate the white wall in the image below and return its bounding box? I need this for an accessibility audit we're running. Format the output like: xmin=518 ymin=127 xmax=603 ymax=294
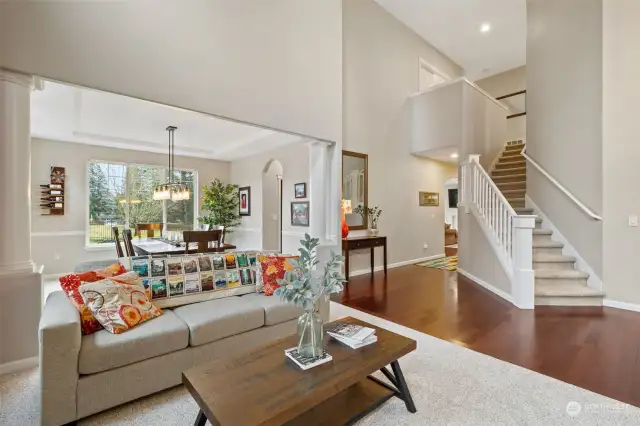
xmin=343 ymin=0 xmax=463 ymax=273
xmin=31 ymin=138 xmax=229 ymax=274
xmin=602 ymin=0 xmax=640 ymax=305
xmin=526 ymin=0 xmax=603 ymax=276
xmin=229 ymin=141 xmax=310 ymax=255
xmin=262 ymin=161 xmax=283 ymax=251
xmin=476 ymin=66 xmax=527 ymax=142
xmin=411 ymin=83 xmax=463 ymax=155
xmin=0 ymin=0 xmax=342 ymax=144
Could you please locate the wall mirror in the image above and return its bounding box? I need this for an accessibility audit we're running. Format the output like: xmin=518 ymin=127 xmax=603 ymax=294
xmin=342 ymin=150 xmax=368 ymax=230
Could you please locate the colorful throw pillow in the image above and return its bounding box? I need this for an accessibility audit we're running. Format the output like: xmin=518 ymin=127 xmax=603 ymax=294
xmin=79 ymin=278 xmax=163 ymax=334
xmin=120 ymin=253 xmax=258 ymax=308
xmin=59 ymin=263 xmax=128 ymax=335
xmin=260 ymin=256 xmax=299 ymax=296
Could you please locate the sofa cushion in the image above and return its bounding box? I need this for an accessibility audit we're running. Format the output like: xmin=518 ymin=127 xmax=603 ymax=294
xmin=172 ymin=297 xmax=264 ymax=346
xmin=78 ymin=309 xmax=189 ymax=374
xmin=241 ymin=293 xmax=302 ymax=326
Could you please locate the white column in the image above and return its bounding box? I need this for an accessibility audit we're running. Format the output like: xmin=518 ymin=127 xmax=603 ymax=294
xmin=511 ymin=215 xmax=536 ymax=309
xmin=0 ymin=69 xmax=35 ymax=275
xmin=308 ymin=140 xmax=329 ymax=244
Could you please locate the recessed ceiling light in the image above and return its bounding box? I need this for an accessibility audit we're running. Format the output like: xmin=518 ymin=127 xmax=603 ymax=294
xmin=480 ymin=23 xmax=492 ymax=33
xmin=451 ymin=153 xmax=459 ymax=159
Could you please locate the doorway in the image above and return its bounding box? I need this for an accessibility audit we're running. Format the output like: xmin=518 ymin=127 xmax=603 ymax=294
xmin=262 ymin=159 xmax=284 ymax=252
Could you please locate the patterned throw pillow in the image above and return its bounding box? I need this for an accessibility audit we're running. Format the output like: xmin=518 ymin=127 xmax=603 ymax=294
xmin=59 ymin=263 xmax=128 ymax=335
xmin=260 ymin=256 xmax=299 ymax=296
xmin=79 ymin=278 xmax=163 ymax=334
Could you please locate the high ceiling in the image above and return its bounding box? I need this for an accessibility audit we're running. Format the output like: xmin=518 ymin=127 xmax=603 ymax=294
xmin=374 ymin=0 xmax=526 ymax=79
xmin=31 ymin=81 xmax=303 ymax=161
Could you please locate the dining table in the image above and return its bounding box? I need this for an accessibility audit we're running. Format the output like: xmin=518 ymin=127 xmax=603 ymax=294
xmin=131 ymin=238 xmax=237 ymax=256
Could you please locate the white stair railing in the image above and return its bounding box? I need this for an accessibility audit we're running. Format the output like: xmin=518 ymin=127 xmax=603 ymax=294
xmin=460 ymin=154 xmax=536 ymax=309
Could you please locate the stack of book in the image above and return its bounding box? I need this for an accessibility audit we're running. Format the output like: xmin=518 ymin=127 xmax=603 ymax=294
xmin=327 ymin=323 xmax=377 ymax=349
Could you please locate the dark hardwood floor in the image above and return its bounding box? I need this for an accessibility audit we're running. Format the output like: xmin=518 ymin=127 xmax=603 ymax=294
xmin=331 ymin=265 xmax=640 ymax=408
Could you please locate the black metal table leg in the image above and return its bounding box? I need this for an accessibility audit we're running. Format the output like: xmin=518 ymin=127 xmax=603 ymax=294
xmin=391 ymin=360 xmax=416 ymax=413
xmin=194 ymin=409 xmax=207 ymax=426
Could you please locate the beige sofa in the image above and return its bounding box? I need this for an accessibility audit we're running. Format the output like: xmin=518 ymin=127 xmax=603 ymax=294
xmin=39 ymin=289 xmax=323 ymax=425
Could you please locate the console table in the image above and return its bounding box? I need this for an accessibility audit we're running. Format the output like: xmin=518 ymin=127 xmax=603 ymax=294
xmin=342 ymin=236 xmax=387 ymax=281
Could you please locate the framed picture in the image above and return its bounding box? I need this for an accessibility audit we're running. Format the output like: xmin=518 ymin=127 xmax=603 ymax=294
xmin=418 ymin=191 xmax=439 ymax=207
xmin=294 ymin=182 xmax=306 ymax=199
xmin=239 ymin=186 xmax=251 ymax=216
xmin=291 ymin=201 xmax=310 ymax=227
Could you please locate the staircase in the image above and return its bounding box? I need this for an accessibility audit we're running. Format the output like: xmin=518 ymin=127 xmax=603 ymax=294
xmin=491 ymin=141 xmax=605 ymax=306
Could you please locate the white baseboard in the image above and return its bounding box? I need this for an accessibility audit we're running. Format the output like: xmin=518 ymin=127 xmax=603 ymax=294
xmin=525 ymin=195 xmax=604 ymax=292
xmin=603 ymin=299 xmax=640 ymax=312
xmin=0 ymin=356 xmax=38 ymax=377
xmin=349 ymin=254 xmax=445 ymax=278
xmin=458 ymin=268 xmax=515 ymax=304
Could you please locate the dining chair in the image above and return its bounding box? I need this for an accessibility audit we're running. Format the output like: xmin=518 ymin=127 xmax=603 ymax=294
xmin=123 ymin=229 xmax=136 ymax=257
xmin=135 ymin=223 xmax=162 ymax=238
xmin=183 ymin=230 xmax=224 ymax=254
xmin=111 ymin=226 xmax=125 ymax=258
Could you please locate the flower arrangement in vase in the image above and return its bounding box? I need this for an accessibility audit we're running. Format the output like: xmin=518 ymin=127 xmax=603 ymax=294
xmin=353 ymin=205 xmax=383 ymax=237
xmin=275 ymin=234 xmax=346 ymax=358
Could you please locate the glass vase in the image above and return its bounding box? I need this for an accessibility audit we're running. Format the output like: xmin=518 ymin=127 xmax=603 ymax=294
xmin=296 ymin=304 xmax=324 ymax=359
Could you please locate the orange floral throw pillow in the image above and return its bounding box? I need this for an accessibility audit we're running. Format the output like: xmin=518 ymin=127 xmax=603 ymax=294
xmin=260 ymin=256 xmax=299 ymax=296
xmin=59 ymin=264 xmax=128 ymax=335
xmin=79 ymin=278 xmax=163 ymax=334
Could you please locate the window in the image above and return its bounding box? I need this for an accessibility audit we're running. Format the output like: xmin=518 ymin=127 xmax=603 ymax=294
xmin=88 ymin=161 xmax=197 ymax=245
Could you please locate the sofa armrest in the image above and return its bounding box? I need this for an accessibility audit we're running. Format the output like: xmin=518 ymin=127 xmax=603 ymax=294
xmin=39 ymin=291 xmax=81 ymax=426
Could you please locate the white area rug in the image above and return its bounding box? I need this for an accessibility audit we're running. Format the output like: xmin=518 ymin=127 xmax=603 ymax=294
xmin=2 ymin=302 xmax=639 ymax=425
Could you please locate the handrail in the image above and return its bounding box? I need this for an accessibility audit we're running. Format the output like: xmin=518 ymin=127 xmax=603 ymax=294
xmin=408 ymin=77 xmax=509 ymax=112
xmin=520 ymin=147 xmax=603 ymax=221
xmin=496 ymin=90 xmax=526 ymax=100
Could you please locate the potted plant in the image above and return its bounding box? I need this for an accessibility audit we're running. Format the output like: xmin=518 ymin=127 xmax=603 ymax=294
xmin=275 ymin=234 xmax=346 ymax=358
xmin=198 ymin=179 xmax=241 ymax=241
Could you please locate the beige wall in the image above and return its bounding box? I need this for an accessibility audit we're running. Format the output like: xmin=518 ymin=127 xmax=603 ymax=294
xmin=458 ymin=210 xmax=512 ymax=295
xmin=526 ymin=0 xmax=603 ymax=276
xmin=31 ymin=138 xmax=229 ymax=274
xmin=476 ymin=66 xmax=527 ymax=142
xmin=0 ymin=0 xmax=342 ymax=144
xmin=602 ymin=0 xmax=640 ymax=305
xmin=229 ymin=141 xmax=310 ymax=255
xmin=343 ymin=0 xmax=463 ymax=273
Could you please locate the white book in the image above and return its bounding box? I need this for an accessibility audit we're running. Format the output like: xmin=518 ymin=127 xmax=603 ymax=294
xmin=330 ymin=334 xmax=378 ymax=349
xmin=326 ymin=323 xmax=376 ymax=342
xmin=284 ymin=347 xmax=333 ymax=370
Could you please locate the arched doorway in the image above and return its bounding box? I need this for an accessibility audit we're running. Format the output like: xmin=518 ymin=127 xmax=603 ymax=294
xmin=262 ymin=159 xmax=284 ymax=251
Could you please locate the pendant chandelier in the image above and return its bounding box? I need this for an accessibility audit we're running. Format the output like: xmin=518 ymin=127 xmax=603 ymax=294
xmin=153 ymin=126 xmax=191 ymax=201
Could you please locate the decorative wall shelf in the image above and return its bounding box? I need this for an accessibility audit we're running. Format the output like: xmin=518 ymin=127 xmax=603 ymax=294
xmin=40 ymin=166 xmax=65 ymax=215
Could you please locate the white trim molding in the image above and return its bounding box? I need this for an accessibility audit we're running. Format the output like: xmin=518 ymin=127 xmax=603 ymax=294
xmin=603 ymin=299 xmax=640 ymax=313
xmin=0 ymin=356 xmax=38 ymax=377
xmin=348 ymin=254 xmax=445 ymax=278
xmin=458 ymin=268 xmax=515 ymax=304
xmin=32 ymin=230 xmax=85 ymax=237
xmin=520 ymin=146 xmax=602 ymax=221
xmin=281 ymin=230 xmax=307 ymax=237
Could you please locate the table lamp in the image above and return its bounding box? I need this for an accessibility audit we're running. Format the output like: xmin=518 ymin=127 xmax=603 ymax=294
xmin=341 ymin=199 xmax=352 ymax=239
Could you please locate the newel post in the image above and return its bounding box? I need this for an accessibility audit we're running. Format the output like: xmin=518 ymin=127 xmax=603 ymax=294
xmin=462 ymin=155 xmax=480 ymax=213
xmin=511 ymin=215 xmax=536 ymax=309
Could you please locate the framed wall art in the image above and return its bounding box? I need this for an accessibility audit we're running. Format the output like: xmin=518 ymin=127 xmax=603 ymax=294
xmin=291 ymin=201 xmax=310 ymax=226
xmin=418 ymin=191 xmax=439 ymax=207
xmin=239 ymin=186 xmax=251 ymax=216
xmin=294 ymin=182 xmax=306 ymax=199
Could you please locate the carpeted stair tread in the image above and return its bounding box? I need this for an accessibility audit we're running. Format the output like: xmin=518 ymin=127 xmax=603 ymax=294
xmin=496 ymin=160 xmax=526 ymax=169
xmin=492 ymin=167 xmax=526 ymax=176
xmin=535 ymin=269 xmax=589 ymax=279
xmin=515 ymin=207 xmax=535 ymax=214
xmin=535 ymin=281 xmax=604 ymax=297
xmin=532 ymin=229 xmax=553 ymax=235
xmin=496 ymin=181 xmax=526 ymax=189
xmin=502 ymin=189 xmax=526 ymax=196
xmin=532 ymin=240 xmax=563 ymax=248
xmin=493 ymin=174 xmax=526 ymax=182
xmin=533 ymin=254 xmax=576 ymax=263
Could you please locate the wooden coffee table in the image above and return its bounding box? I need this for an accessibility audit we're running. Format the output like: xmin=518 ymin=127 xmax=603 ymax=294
xmin=182 ymin=317 xmax=417 ymax=426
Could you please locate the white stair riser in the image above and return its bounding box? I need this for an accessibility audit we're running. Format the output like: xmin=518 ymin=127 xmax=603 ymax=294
xmin=535 ymin=296 xmax=603 ymax=307
xmin=533 ymin=246 xmax=563 ymax=256
xmin=532 ymin=234 xmax=554 ymax=244
xmin=533 ymin=261 xmax=575 ymax=271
